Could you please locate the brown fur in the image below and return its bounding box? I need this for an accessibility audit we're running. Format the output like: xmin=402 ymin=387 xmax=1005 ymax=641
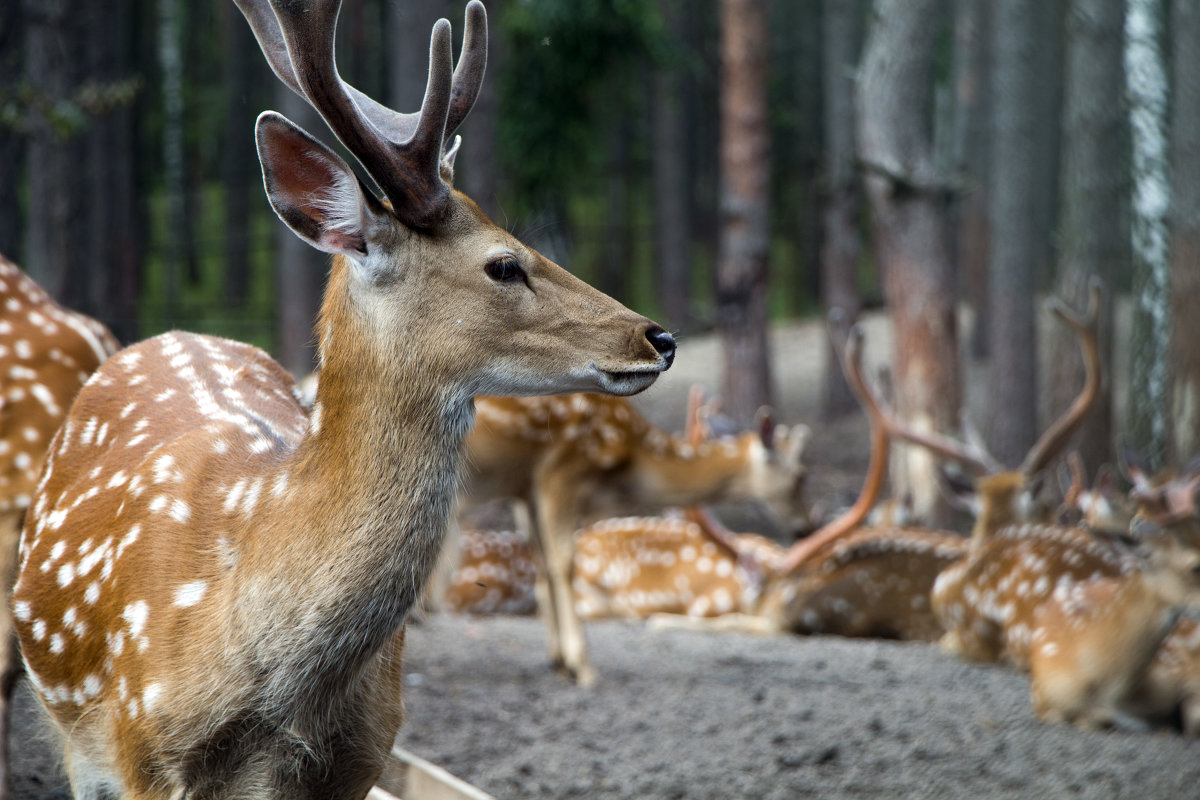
xmin=13 ymin=127 xmax=670 ymax=800
xmin=0 ymin=255 xmax=118 ymax=800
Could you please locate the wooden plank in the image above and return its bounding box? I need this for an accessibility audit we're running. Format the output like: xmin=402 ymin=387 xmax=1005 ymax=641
xmin=372 ymin=745 xmax=498 ymax=800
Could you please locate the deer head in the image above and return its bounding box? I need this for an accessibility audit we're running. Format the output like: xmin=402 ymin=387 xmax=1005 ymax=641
xmin=236 ymin=0 xmax=675 ymax=404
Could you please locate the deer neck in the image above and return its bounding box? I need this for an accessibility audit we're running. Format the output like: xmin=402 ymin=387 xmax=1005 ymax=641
xmin=238 ymin=268 xmax=474 ymax=710
xmin=630 ymin=434 xmax=757 ymax=506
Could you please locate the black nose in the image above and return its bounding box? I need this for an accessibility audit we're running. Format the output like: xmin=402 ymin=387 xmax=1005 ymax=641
xmin=645 ymin=326 xmax=676 ymax=367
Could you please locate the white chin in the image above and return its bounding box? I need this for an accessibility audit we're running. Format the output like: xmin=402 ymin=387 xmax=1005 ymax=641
xmin=593 ymin=369 xmax=660 ymax=396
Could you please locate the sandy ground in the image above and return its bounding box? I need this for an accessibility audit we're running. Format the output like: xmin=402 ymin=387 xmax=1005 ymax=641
xmin=12 ymin=311 xmax=1188 ymax=800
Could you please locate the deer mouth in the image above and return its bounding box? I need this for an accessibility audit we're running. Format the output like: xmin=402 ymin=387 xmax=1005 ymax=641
xmin=595 ymin=365 xmax=664 ymax=396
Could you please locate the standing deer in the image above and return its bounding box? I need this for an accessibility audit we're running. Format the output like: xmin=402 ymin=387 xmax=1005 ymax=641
xmin=0 ymin=256 xmax=118 ymax=800
xmin=1029 ymin=468 xmax=1200 ymax=732
xmin=12 ymin=2 xmax=674 ymax=798
xmin=455 ymin=391 xmax=809 ymax=684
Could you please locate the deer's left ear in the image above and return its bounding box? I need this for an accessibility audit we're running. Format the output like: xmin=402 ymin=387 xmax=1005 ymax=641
xmin=256 ymin=111 xmax=387 ymax=257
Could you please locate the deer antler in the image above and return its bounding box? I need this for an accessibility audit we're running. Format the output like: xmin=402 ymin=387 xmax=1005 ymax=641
xmin=777 ymin=320 xmax=892 ymax=574
xmin=234 ymin=0 xmax=487 ymax=229
xmin=1020 ymin=278 xmax=1103 ymax=476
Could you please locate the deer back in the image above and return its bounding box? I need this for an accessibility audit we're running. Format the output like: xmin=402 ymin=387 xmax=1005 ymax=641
xmin=932 ymin=522 xmax=1135 ymax=666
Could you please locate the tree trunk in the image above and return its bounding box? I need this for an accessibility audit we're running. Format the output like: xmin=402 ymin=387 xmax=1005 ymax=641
xmin=1125 ymin=0 xmax=1170 ymax=470
xmin=23 ymin=0 xmax=89 ymax=311
xmin=952 ymin=0 xmax=991 ymax=359
xmin=985 ymin=0 xmax=1041 ymax=467
xmin=158 ymin=0 xmax=186 ymax=326
xmin=1050 ymin=0 xmax=1126 ymax=475
xmin=857 ymin=0 xmax=960 ymax=527
xmin=0 ymin=0 xmax=25 ymax=260
xmin=717 ymin=0 xmax=773 ymax=426
xmin=819 ymin=0 xmax=863 ymax=420
xmin=1169 ymin=0 xmax=1200 ymax=463
xmin=222 ymin=1 xmax=258 ymax=309
xmin=600 ymin=100 xmax=632 ymax=305
xmin=651 ymin=0 xmax=693 ymax=332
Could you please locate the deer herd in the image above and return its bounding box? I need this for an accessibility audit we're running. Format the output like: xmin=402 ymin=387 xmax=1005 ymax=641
xmin=0 ymin=1 xmax=1194 ymax=798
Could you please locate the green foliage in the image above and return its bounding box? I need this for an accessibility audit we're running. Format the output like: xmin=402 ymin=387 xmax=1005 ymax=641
xmin=497 ymin=0 xmax=667 ymax=214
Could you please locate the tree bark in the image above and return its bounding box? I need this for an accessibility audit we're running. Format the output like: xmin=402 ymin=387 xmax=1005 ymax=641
xmin=1049 ymin=0 xmax=1126 ymax=475
xmin=985 ymin=0 xmax=1041 ymax=467
xmin=717 ymin=0 xmax=774 ymax=426
xmin=1170 ymin=0 xmax=1200 ymax=463
xmin=651 ymin=0 xmax=693 ymax=333
xmin=819 ymin=0 xmax=863 ymax=420
xmin=222 ymin=1 xmax=258 ymax=309
xmin=952 ymin=0 xmax=991 ymax=359
xmin=0 ymin=0 xmax=25 ymax=260
xmin=1125 ymin=0 xmax=1171 ymax=469
xmin=858 ymin=0 xmax=960 ymax=527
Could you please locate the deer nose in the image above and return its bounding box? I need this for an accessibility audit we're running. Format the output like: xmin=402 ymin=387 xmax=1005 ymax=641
xmin=645 ymin=325 xmax=676 ymax=367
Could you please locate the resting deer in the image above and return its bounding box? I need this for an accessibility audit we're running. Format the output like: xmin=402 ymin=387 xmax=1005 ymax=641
xmin=12 ymin=3 xmax=674 ymax=798
xmin=453 ymin=390 xmax=809 ymax=684
xmin=0 ymin=256 xmax=118 ymax=800
xmin=571 ymin=323 xmax=967 ymax=640
xmin=1029 ymin=467 xmax=1200 ymax=732
xmin=871 ymin=284 xmax=1121 ymax=667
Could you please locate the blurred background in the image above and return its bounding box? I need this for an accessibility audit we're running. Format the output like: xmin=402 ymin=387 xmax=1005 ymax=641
xmin=0 ymin=0 xmax=1196 ymax=524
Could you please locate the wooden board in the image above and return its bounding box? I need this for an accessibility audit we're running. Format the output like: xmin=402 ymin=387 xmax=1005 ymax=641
xmin=368 ymin=746 xmax=498 ymax=800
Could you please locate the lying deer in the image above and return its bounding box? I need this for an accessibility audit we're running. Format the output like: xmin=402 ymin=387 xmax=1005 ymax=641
xmin=0 ymin=256 xmax=118 ymax=800
xmin=454 ymin=390 xmax=810 ymax=684
xmin=12 ymin=2 xmax=674 ymax=797
xmin=1029 ymin=467 xmax=1200 ymax=732
xmin=871 ymin=283 xmax=1119 ymax=667
xmin=568 ymin=323 xmax=968 ymax=640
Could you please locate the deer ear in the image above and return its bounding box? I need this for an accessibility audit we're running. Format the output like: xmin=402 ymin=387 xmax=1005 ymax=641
xmin=255 ymin=111 xmax=383 ymax=257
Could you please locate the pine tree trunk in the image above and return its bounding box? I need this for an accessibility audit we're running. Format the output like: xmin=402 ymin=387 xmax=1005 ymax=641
xmin=858 ymin=0 xmax=960 ymax=527
xmin=952 ymin=0 xmax=991 ymax=359
xmin=1169 ymin=0 xmax=1200 ymax=463
xmin=222 ymin=1 xmax=257 ymax=309
xmin=0 ymin=0 xmax=24 ymax=260
xmin=819 ymin=0 xmax=862 ymax=420
xmin=717 ymin=0 xmax=774 ymax=427
xmin=1125 ymin=0 xmax=1170 ymax=469
xmin=651 ymin=0 xmax=693 ymax=332
xmin=1050 ymin=0 xmax=1126 ymax=475
xmin=985 ymin=0 xmax=1041 ymax=467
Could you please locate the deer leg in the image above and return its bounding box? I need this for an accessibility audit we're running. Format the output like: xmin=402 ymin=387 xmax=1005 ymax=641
xmin=531 ymin=465 xmax=595 ymax=687
xmin=518 ymin=498 xmax=564 ymax=669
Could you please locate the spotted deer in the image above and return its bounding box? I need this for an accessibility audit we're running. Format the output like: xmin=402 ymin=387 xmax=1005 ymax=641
xmin=571 ymin=323 xmax=968 ymax=640
xmin=0 ymin=257 xmax=118 ymax=800
xmin=1029 ymin=468 xmax=1200 ymax=732
xmin=12 ymin=2 xmax=674 ymax=798
xmin=453 ymin=390 xmax=809 ymax=684
xmin=876 ymin=283 xmax=1133 ymax=667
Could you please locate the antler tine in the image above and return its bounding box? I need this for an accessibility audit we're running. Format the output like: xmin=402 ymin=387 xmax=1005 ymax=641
xmin=684 ymin=384 xmax=707 ymax=447
xmin=777 ymin=323 xmax=889 ymax=575
xmin=834 ymin=326 xmax=999 ymax=476
xmin=446 ymin=1 xmax=488 ymax=147
xmin=1020 ymin=279 xmax=1103 ymax=476
xmin=236 ymin=0 xmax=488 ymax=230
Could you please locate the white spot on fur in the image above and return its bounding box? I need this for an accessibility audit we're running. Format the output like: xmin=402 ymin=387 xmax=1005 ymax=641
xmin=174 ymin=581 xmax=207 ymax=608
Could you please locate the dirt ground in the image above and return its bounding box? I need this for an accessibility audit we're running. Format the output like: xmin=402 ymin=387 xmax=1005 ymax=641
xmin=12 ymin=312 xmax=1194 ymax=800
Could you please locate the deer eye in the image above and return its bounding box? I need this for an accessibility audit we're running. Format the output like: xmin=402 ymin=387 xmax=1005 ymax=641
xmin=485 ymin=257 xmax=525 ymax=284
